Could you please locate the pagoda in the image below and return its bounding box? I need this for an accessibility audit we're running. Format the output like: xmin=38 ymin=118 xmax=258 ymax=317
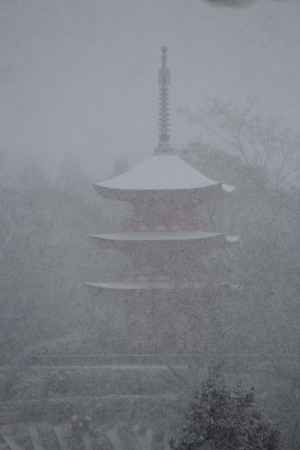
xmin=87 ymin=46 xmax=238 ymax=354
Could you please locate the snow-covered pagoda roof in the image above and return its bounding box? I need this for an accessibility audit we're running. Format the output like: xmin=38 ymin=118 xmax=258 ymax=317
xmin=94 ymin=154 xmax=234 ymax=199
xmin=90 ymin=230 xmax=222 ymax=241
xmin=94 ymin=47 xmax=234 ymax=201
xmin=85 ymin=280 xmax=204 ymax=292
xmin=89 ymin=231 xmax=239 ymax=248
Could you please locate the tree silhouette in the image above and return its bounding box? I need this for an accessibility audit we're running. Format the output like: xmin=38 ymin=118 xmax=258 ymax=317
xmin=170 ymin=376 xmax=280 ymax=450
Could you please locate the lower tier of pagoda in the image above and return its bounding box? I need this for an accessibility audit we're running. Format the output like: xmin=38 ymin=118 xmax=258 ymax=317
xmin=85 ymin=279 xmax=205 ymax=292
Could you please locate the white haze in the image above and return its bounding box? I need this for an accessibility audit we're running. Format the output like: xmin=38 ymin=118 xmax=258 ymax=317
xmin=1 ymin=0 xmax=300 ymax=178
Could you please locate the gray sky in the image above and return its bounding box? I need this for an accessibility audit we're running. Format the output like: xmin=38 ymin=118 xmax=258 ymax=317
xmin=1 ymin=0 xmax=300 ymax=177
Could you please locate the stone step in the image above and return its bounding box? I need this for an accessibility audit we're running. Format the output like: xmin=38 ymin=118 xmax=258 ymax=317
xmin=24 ymin=352 xmax=298 ymax=374
xmin=28 ymin=353 xmax=203 ymax=367
xmin=10 ymin=371 xmax=181 ymax=399
xmin=0 ymin=423 xmax=171 ymax=450
xmin=0 ymin=393 xmax=178 ymax=425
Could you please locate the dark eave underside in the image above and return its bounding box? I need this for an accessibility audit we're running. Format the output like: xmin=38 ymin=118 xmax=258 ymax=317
xmin=93 ymin=182 xmax=233 ymax=203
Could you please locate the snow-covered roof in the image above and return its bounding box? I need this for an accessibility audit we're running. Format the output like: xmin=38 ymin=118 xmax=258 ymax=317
xmin=89 ymin=231 xmax=239 ymax=245
xmin=89 ymin=230 xmax=222 ymax=242
xmin=94 ymin=154 xmax=234 ymax=193
xmin=85 ymin=280 xmax=204 ymax=291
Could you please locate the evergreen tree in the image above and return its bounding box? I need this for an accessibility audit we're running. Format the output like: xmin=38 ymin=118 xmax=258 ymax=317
xmin=170 ymin=376 xmax=280 ymax=450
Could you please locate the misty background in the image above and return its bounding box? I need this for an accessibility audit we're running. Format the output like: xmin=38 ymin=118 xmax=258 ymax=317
xmin=0 ymin=1 xmax=300 ymax=449
xmin=1 ymin=0 xmax=300 ymax=177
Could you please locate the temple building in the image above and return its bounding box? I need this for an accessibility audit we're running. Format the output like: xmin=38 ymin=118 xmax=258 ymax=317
xmin=86 ymin=46 xmax=238 ymax=353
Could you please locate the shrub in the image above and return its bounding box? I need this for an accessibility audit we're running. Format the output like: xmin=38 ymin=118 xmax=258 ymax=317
xmin=170 ymin=377 xmax=280 ymax=450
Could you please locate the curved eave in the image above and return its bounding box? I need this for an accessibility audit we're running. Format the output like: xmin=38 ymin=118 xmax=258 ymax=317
xmin=226 ymin=235 xmax=240 ymax=244
xmin=85 ymin=280 xmax=204 ymax=292
xmin=222 ymin=183 xmax=235 ymax=193
xmin=93 ymin=182 xmax=234 ymax=202
xmin=88 ymin=232 xmax=239 ymax=251
xmin=89 ymin=231 xmax=239 ymax=242
xmin=89 ymin=230 xmax=222 ymax=242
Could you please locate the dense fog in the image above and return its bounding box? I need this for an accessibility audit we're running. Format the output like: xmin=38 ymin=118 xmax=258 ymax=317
xmin=0 ymin=1 xmax=300 ymax=449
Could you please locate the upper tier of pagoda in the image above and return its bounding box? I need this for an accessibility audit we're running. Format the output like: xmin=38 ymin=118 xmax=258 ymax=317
xmin=94 ymin=47 xmax=233 ymax=203
xmin=94 ymin=153 xmax=234 ymax=201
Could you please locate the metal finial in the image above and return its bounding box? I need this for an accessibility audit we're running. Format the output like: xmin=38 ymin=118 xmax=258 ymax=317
xmin=155 ymin=46 xmax=172 ymax=154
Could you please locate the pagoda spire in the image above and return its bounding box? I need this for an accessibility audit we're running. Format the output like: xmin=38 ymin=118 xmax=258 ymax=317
xmin=156 ymin=46 xmax=172 ymax=154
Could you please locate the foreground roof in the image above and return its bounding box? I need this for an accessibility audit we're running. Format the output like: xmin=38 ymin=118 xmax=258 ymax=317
xmin=94 ymin=154 xmax=234 ymax=194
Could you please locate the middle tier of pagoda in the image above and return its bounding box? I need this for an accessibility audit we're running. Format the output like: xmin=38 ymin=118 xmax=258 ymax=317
xmin=86 ymin=154 xmax=238 ymax=293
